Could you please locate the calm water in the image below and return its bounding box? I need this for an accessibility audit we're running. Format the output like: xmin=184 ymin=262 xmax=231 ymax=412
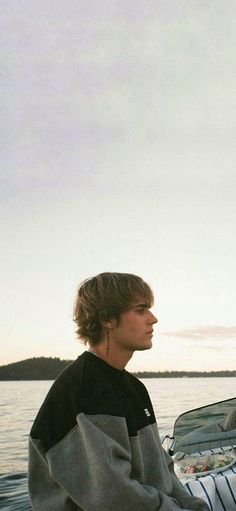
xmin=0 ymin=378 xmax=235 ymax=510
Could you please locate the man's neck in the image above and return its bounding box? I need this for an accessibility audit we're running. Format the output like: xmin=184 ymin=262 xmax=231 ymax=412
xmin=88 ymin=344 xmax=133 ymax=370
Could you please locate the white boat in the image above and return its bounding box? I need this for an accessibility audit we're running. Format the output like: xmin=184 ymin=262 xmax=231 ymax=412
xmin=162 ymin=396 xmax=236 ymax=511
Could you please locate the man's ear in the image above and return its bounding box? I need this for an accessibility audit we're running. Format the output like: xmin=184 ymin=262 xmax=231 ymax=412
xmin=99 ymin=310 xmax=114 ymax=330
xmin=100 ymin=319 xmax=114 ymax=330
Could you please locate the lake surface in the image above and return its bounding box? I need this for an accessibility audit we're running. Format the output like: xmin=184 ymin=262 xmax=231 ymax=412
xmin=0 ymin=378 xmax=235 ymax=510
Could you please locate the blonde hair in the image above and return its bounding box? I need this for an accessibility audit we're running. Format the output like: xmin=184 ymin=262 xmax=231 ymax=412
xmin=73 ymin=272 xmax=154 ymax=345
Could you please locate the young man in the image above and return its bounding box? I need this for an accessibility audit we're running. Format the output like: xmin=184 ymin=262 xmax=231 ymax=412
xmin=28 ymin=272 xmax=210 ymax=510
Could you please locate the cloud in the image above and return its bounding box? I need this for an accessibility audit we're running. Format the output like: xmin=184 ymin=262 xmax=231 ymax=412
xmin=159 ymin=325 xmax=236 ymax=340
xmin=201 ymin=344 xmax=236 ymax=351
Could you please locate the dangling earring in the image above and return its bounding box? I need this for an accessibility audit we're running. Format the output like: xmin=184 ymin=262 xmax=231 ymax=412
xmin=106 ymin=330 xmax=110 ymax=356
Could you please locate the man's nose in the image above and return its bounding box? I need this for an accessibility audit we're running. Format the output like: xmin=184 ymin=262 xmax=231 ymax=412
xmin=148 ymin=312 xmax=158 ymax=324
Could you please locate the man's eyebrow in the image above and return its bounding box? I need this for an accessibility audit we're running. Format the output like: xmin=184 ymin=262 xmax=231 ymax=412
xmin=132 ymin=303 xmax=149 ymax=308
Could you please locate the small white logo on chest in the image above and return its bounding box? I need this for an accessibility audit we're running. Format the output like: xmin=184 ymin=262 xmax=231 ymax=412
xmin=144 ymin=408 xmax=151 ymax=417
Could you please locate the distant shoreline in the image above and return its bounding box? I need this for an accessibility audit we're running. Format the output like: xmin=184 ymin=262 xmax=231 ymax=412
xmin=134 ymin=371 xmax=236 ymax=378
xmin=0 ymin=357 xmax=235 ymax=381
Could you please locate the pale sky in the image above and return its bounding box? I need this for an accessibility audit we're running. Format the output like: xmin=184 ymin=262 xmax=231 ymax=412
xmin=1 ymin=1 xmax=236 ymax=372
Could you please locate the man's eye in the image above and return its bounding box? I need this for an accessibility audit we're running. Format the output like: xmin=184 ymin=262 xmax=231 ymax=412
xmin=136 ymin=307 xmax=146 ymax=314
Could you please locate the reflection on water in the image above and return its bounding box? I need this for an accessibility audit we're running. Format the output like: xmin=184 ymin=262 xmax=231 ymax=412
xmin=0 ymin=381 xmax=53 ymax=474
xmin=0 ymin=473 xmax=31 ymax=510
xmin=0 ymin=381 xmax=52 ymax=511
xmin=0 ymin=378 xmax=235 ymax=510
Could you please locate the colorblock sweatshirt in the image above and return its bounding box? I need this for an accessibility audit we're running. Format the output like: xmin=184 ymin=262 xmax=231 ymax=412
xmin=28 ymin=351 xmax=210 ymax=511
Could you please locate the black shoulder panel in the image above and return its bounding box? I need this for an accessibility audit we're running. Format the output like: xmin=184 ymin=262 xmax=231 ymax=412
xmin=30 ymin=352 xmax=155 ymax=451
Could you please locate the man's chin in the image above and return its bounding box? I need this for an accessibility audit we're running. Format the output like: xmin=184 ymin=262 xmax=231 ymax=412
xmin=136 ymin=341 xmax=152 ymax=351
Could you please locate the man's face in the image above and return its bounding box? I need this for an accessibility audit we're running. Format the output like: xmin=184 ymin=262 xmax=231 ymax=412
xmin=111 ymin=299 xmax=158 ymax=353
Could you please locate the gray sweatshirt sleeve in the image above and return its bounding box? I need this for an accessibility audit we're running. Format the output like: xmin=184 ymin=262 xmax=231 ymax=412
xmin=29 ymin=412 xmax=196 ymax=511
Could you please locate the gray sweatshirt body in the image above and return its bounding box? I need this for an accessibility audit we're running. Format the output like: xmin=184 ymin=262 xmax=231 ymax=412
xmin=28 ymin=351 xmax=209 ymax=511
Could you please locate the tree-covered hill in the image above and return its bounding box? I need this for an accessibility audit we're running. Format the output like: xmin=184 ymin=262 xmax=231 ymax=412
xmin=0 ymin=357 xmax=73 ymax=380
xmin=0 ymin=357 xmax=235 ymax=380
